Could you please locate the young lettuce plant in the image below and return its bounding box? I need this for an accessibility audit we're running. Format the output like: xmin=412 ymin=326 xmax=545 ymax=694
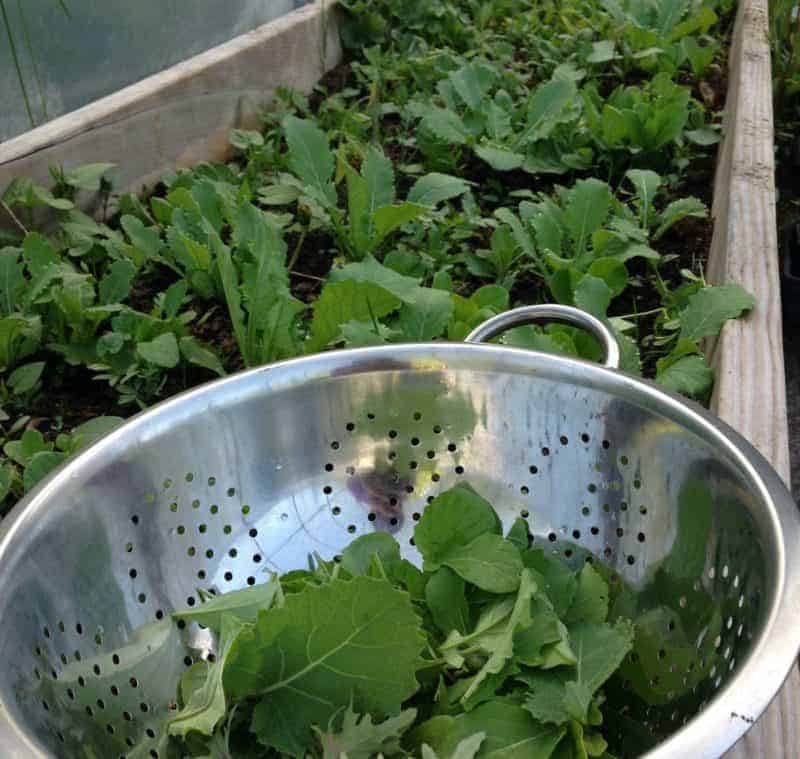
xmin=2 ymin=416 xmax=122 ymax=497
xmin=215 ymin=204 xmax=306 ymax=368
xmin=492 ymin=170 xmax=717 ymax=373
xmin=268 ymin=116 xmax=470 ymax=261
xmin=305 ymin=255 xmax=509 ymax=351
xmin=599 ymin=0 xmax=721 ymax=76
xmin=83 ymin=280 xmax=224 ymax=407
xmin=407 ymin=61 xmax=592 ymax=177
xmin=582 ymin=73 xmax=719 ymax=177
xmin=124 ymin=168 xmax=309 ymax=371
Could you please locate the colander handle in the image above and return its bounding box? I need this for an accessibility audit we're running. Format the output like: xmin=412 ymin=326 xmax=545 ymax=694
xmin=464 ymin=304 xmax=621 ymax=370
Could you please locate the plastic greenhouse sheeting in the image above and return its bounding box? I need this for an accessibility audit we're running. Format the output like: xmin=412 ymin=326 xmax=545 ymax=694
xmin=0 ymin=0 xmax=310 ymax=143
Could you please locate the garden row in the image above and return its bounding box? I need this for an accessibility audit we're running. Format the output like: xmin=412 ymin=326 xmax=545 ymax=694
xmin=0 ymin=0 xmax=751 ymax=513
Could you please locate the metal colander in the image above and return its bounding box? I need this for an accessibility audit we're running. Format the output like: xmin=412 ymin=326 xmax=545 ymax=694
xmin=0 ymin=305 xmax=798 ymax=759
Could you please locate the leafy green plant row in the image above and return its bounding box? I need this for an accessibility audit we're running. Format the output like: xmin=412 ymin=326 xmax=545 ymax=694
xmin=0 ymin=0 xmax=745 ymax=511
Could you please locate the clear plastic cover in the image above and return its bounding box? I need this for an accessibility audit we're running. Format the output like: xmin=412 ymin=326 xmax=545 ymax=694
xmin=0 ymin=0 xmax=310 ymax=142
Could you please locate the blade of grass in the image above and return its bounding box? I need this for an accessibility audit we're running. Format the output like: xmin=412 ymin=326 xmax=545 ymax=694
xmin=15 ymin=0 xmax=47 ymax=121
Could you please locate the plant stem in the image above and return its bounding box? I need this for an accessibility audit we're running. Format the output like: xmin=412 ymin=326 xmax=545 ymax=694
xmin=289 ymin=270 xmax=325 ymax=282
xmin=287 ymin=228 xmax=308 ymax=271
xmin=1 ymin=0 xmax=35 ymax=129
xmin=0 ymin=199 xmax=29 ymax=237
xmin=617 ymin=306 xmax=666 ymax=320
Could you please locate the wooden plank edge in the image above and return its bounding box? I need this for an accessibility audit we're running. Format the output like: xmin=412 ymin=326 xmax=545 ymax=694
xmin=708 ymin=0 xmax=800 ymax=756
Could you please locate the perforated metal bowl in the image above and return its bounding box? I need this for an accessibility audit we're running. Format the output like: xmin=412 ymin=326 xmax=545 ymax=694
xmin=0 ymin=305 xmax=798 ymax=759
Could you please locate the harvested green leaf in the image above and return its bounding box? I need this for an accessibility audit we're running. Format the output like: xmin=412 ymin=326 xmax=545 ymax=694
xmin=314 ymin=706 xmax=417 ymax=759
xmin=226 ymin=575 xmax=424 ymax=754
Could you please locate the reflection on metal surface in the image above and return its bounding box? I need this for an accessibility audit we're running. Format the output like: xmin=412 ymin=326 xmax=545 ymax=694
xmin=0 ymin=343 xmax=796 ymax=758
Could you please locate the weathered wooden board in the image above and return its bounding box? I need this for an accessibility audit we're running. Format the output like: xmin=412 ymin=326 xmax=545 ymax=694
xmin=707 ymin=0 xmax=800 ymax=755
xmin=0 ymin=1 xmax=341 ymax=201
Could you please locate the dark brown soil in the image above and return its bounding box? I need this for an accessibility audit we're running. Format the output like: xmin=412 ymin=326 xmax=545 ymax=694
xmin=31 ymin=368 xmax=127 ymax=431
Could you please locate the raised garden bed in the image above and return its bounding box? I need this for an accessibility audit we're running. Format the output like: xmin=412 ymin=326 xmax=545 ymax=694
xmin=0 ymin=0 xmax=796 ymax=754
xmin=706 ymin=0 xmax=799 ymax=755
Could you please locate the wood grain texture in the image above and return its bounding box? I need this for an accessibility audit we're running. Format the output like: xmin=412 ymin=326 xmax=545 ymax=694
xmin=708 ymin=0 xmax=800 ymax=756
xmin=0 ymin=1 xmax=341 ymax=202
